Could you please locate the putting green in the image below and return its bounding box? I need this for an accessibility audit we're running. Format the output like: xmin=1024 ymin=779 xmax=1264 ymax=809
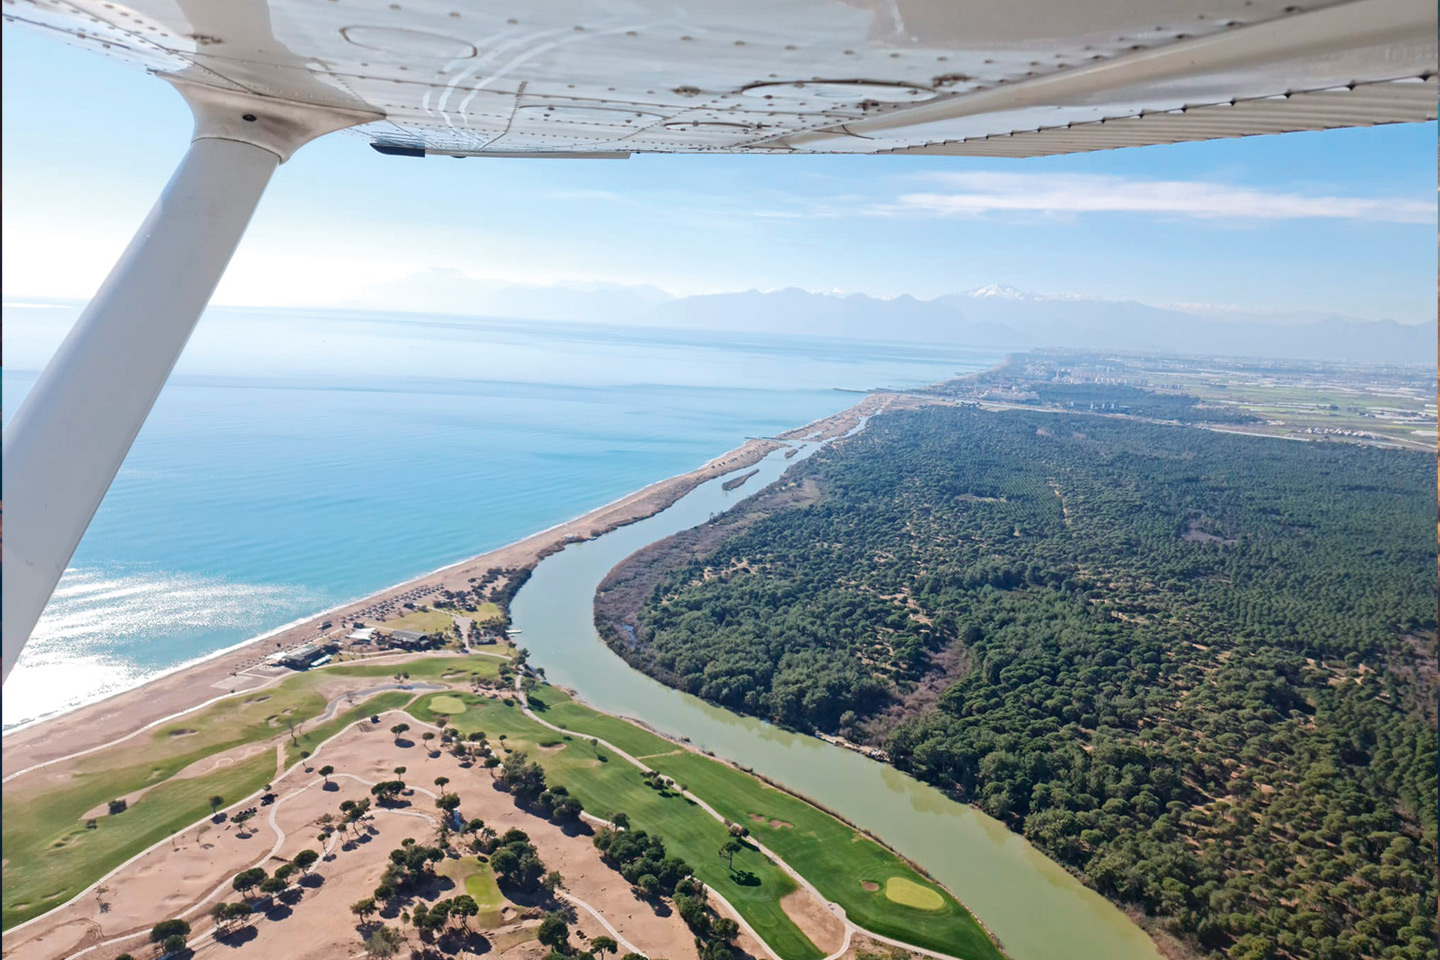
xmin=428 ymin=695 xmax=468 ymax=714
xmin=885 ymin=876 xmax=945 ymax=911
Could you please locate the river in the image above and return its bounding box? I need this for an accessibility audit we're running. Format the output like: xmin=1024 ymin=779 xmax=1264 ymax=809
xmin=509 ymin=434 xmax=1162 ymax=960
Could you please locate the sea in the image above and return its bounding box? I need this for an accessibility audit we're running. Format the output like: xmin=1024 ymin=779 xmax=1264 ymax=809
xmin=2 ymin=300 xmax=1007 ymax=729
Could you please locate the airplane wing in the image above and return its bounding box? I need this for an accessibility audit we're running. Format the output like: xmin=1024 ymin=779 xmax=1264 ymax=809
xmin=6 ymin=0 xmax=1435 ymax=158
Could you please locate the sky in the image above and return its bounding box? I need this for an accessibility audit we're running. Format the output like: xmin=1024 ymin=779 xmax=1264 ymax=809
xmin=2 ymin=25 xmax=1436 ymax=322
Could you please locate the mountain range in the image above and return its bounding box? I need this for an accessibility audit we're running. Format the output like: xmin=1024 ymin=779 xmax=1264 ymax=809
xmin=353 ymin=271 xmax=1435 ymax=366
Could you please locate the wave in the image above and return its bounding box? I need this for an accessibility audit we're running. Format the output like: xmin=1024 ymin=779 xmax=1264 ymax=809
xmin=2 ymin=567 xmax=317 ymax=729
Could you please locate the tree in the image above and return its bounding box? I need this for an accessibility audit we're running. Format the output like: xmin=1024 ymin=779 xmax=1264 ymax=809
xmin=499 ymin=752 xmax=547 ymax=804
xmin=449 ymin=894 xmax=479 ymax=929
xmin=393 ymin=766 xmax=407 ymax=776
xmin=422 ymin=731 xmax=436 ymax=752
xmin=537 ymin=911 xmax=570 ymax=950
xmin=259 ymin=876 xmax=288 ymax=896
xmin=293 ymin=848 xmax=320 ymax=875
xmin=711 ymin=918 xmax=740 ymax=942
xmin=434 ymin=776 xmax=450 ymax=790
xmin=435 ymin=792 xmax=461 ymax=813
xmin=390 ymin=723 xmax=410 ymax=743
xmin=611 ymin=812 xmax=630 ymax=830
xmin=232 ymin=867 xmax=267 ymax=897
xmin=351 ymin=897 xmax=378 ymax=924
xmin=220 ymin=902 xmax=252 ymax=929
xmin=161 ymin=934 xmax=188 ymax=956
xmin=362 ymin=925 xmax=405 ymax=960
xmin=318 ymin=765 xmax=335 ymax=785
xmin=150 ymin=919 xmax=191 ymax=945
xmin=718 ymin=839 xmax=742 ymax=871
xmin=371 ymin=780 xmax=407 ymax=805
xmin=209 ymin=795 xmax=225 ymax=816
xmin=591 ymin=936 xmax=619 ymax=956
xmin=543 ymin=870 xmax=565 ymax=893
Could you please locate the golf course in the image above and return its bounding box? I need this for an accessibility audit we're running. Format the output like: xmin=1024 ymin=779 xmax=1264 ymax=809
xmin=409 ymin=686 xmax=1001 ymax=960
xmin=1 ymin=653 xmax=501 ymax=929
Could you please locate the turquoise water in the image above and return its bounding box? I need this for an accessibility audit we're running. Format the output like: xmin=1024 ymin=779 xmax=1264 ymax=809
xmin=2 ymin=301 xmax=1003 ymax=727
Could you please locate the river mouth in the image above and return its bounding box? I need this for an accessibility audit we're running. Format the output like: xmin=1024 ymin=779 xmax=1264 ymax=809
xmin=509 ymin=436 xmax=1162 ymax=960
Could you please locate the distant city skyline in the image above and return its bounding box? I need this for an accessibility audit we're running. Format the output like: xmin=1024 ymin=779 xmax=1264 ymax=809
xmin=2 ymin=26 xmax=1436 ymax=324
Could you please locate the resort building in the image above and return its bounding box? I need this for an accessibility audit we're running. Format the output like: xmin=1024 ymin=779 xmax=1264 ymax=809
xmin=384 ymin=629 xmax=441 ymax=651
xmin=268 ymin=642 xmax=339 ymax=670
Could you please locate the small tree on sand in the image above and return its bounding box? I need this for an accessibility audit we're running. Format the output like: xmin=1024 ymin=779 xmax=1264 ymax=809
xmin=362 ymin=925 xmax=404 ymax=959
xmin=351 ymin=897 xmax=378 ymax=925
xmin=293 ymin=848 xmax=320 ymax=875
xmin=318 ymin=765 xmax=334 ymax=785
xmin=232 ymin=867 xmax=267 ymax=898
xmin=150 ymin=919 xmax=191 ymax=947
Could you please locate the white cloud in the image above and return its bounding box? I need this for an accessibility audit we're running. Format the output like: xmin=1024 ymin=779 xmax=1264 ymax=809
xmin=874 ymin=172 xmax=1433 ymax=223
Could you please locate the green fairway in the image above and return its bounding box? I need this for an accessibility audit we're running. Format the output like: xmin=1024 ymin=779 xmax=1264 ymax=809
xmin=2 ymin=751 xmax=275 ymax=929
xmin=468 ymin=602 xmax=506 ymax=624
xmin=534 ymin=689 xmax=1001 ymax=960
xmin=886 ymin=876 xmax=946 ymax=910
xmin=376 ymin=608 xmax=458 ymax=634
xmin=327 ymin=653 xmax=505 ymax=682
xmin=429 ymin=695 xmax=468 ymax=714
xmin=408 ymin=692 xmax=824 ymax=960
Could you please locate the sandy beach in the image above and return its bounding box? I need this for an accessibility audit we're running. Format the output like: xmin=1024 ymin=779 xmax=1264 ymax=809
xmin=1 ymin=394 xmax=890 ymax=779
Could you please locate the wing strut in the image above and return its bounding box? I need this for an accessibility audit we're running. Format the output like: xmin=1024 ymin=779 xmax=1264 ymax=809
xmin=0 ymin=81 xmax=379 ymax=683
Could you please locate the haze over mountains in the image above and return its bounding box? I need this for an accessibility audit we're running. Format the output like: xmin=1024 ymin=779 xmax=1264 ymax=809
xmin=355 ymin=269 xmax=1435 ymax=365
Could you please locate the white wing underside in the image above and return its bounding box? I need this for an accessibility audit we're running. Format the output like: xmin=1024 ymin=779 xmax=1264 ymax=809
xmin=6 ymin=0 xmax=1436 ymax=158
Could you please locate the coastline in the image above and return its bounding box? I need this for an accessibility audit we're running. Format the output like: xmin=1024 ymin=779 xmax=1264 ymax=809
xmin=1 ymin=396 xmax=889 ymax=778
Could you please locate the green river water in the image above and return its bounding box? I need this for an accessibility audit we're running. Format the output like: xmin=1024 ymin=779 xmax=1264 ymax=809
xmin=509 ymin=436 xmax=1162 ymax=960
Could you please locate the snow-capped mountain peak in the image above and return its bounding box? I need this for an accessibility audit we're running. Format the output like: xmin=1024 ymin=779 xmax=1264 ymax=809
xmin=965 ymin=283 xmax=1034 ymax=300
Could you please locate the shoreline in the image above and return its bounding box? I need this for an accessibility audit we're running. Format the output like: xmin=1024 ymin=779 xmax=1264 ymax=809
xmin=0 ymin=439 xmax=768 ymax=738
xmin=1 ymin=396 xmax=888 ymax=777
